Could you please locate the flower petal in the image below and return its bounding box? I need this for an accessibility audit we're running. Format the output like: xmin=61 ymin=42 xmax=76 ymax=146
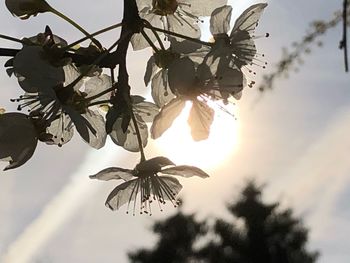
xmin=105 ymin=179 xmax=139 ymax=211
xmin=110 ymin=116 xmax=148 ymax=152
xmin=13 ymin=46 xmax=64 ymax=93
xmin=133 ymin=101 xmax=159 ymax=123
xmin=179 ymin=0 xmax=227 ymax=16
xmin=167 ymin=14 xmax=201 ymax=40
xmin=168 ymin=57 xmax=196 ymax=95
xmin=0 ymin=113 xmax=38 ymax=170
xmin=89 ymin=167 xmax=134 ymax=181
xmin=135 ymin=0 xmax=152 ymax=12
xmin=81 ymin=110 xmax=107 ymax=149
xmin=216 ymin=66 xmax=244 ymax=98
xmin=85 ymin=74 xmax=113 ymax=103
xmin=144 ymin=55 xmax=158 ymax=86
xmin=151 ymin=69 xmax=175 ymax=107
xmin=231 ymin=3 xmax=268 ymax=34
xmin=131 ymin=13 xmax=162 ymax=51
xmin=188 ymin=100 xmax=214 ymax=141
xmin=161 ymin=165 xmax=210 ymax=178
xmin=64 ymin=107 xmax=106 ymax=149
xmin=5 ymin=0 xmax=51 ymax=19
xmin=158 ymin=176 xmax=183 ymax=200
xmin=63 ymin=64 xmax=84 ymax=91
xmin=210 ymin=5 xmax=232 ymax=35
xmin=44 ymin=113 xmax=74 ymax=146
xmin=151 ymin=97 xmax=186 ymax=139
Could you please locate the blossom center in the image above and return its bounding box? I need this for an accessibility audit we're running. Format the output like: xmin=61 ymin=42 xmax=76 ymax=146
xmin=55 ymin=87 xmax=87 ymax=112
xmin=152 ymin=0 xmax=178 ymax=15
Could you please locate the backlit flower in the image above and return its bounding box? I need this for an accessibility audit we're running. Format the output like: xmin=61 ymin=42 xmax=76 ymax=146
xmin=107 ymin=95 xmax=159 ymax=152
xmin=131 ymin=0 xmax=227 ymax=50
xmin=11 ymin=43 xmax=110 ymax=148
xmin=144 ymin=38 xmax=209 ymax=107
xmin=90 ymin=156 xmax=209 ymax=215
xmin=151 ymin=56 xmax=243 ymax=141
xmin=209 ymin=4 xmax=268 ymax=69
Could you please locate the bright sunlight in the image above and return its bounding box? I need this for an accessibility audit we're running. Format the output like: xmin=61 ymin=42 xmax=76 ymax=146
xmin=153 ymin=101 xmax=240 ymax=170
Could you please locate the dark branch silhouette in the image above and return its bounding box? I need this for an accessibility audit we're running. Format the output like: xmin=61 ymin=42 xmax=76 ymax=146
xmin=259 ymin=6 xmax=350 ymax=92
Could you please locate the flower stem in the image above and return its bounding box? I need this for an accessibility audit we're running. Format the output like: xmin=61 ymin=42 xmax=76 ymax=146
xmin=0 ymin=48 xmax=18 ymax=57
xmin=141 ymin=29 xmax=159 ymax=52
xmin=64 ymin=22 xmax=123 ymax=50
xmin=49 ymin=7 xmax=101 ymax=48
xmin=0 ymin=34 xmax=25 ymax=44
xmin=85 ymin=86 xmax=116 ymax=102
xmin=144 ymin=23 xmax=212 ymax=47
xmin=87 ymin=99 xmax=111 ymax=107
xmin=67 ymin=36 xmax=123 ymax=90
xmin=143 ymin=21 xmax=165 ymax=50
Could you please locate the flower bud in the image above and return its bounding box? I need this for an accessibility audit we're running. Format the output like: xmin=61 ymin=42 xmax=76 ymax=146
xmin=5 ymin=0 xmax=51 ymax=19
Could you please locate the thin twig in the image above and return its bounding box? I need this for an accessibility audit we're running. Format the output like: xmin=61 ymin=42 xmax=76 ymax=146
xmin=49 ymin=7 xmax=101 ymax=48
xmin=0 ymin=48 xmax=18 ymax=56
xmin=145 ymin=23 xmax=212 ymax=47
xmin=341 ymin=0 xmax=349 ymax=72
xmin=0 ymin=34 xmax=25 ymax=44
xmin=141 ymin=29 xmax=159 ymax=52
xmin=87 ymin=99 xmax=111 ymax=107
xmin=64 ymin=22 xmax=123 ymax=50
xmin=85 ymin=85 xmax=116 ymax=102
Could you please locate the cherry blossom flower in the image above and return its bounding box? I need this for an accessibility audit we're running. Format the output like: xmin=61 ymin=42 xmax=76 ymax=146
xmin=144 ymin=38 xmax=209 ymax=107
xmin=90 ymin=156 xmax=209 ymax=215
xmin=107 ymin=95 xmax=159 ymax=152
xmin=131 ymin=0 xmax=227 ymax=50
xmin=10 ymin=40 xmax=111 ymax=148
xmin=0 ymin=113 xmax=38 ymax=170
xmin=209 ymin=4 xmax=268 ymax=69
xmin=151 ymin=56 xmax=243 ymax=141
xmin=5 ymin=0 xmax=52 ymax=19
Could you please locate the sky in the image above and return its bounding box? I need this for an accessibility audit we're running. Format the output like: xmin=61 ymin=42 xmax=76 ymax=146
xmin=0 ymin=0 xmax=350 ymax=262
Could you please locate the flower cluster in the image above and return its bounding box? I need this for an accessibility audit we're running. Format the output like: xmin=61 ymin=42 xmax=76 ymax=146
xmin=0 ymin=0 xmax=268 ymax=213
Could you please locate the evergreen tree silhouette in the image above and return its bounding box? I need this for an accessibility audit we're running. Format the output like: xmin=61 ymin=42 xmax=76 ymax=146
xmin=129 ymin=182 xmax=319 ymax=263
xmin=128 ymin=204 xmax=206 ymax=263
xmin=197 ymin=182 xmax=319 ymax=263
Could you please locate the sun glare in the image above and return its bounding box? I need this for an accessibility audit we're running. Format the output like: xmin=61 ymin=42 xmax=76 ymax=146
xmin=153 ymin=101 xmax=240 ymax=170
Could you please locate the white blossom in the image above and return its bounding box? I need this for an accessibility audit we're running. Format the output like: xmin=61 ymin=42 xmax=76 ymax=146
xmin=209 ymin=4 xmax=268 ymax=69
xmin=131 ymin=0 xmax=227 ymax=50
xmin=90 ymin=156 xmax=209 ymax=215
xmin=151 ymin=56 xmax=243 ymax=141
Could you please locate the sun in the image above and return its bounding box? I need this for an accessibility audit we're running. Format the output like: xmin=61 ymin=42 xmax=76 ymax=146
xmin=152 ymin=101 xmax=240 ymax=170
